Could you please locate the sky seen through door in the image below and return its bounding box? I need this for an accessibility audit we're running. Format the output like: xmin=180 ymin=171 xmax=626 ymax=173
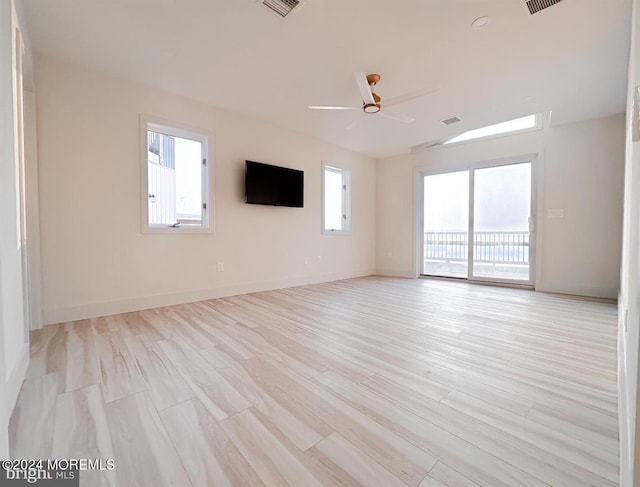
xmin=424 ymin=163 xmax=531 ymax=232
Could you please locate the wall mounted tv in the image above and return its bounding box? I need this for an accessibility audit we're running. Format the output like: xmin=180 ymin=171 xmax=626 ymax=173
xmin=245 ymin=160 xmax=304 ymax=208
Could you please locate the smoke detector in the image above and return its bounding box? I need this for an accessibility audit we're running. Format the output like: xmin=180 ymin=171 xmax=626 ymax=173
xmin=471 ymin=16 xmax=491 ymax=29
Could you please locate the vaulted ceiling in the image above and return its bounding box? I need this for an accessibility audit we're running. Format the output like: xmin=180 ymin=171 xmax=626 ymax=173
xmin=22 ymin=0 xmax=632 ymax=158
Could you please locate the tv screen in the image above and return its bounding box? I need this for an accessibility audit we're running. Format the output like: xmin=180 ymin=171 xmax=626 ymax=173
xmin=245 ymin=160 xmax=304 ymax=208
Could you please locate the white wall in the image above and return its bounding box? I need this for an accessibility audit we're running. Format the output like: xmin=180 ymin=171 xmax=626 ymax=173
xmin=619 ymin=0 xmax=640 ymax=485
xmin=0 ymin=0 xmax=31 ymax=458
xmin=35 ymin=56 xmax=376 ymax=325
xmin=541 ymin=118 xmax=625 ymax=297
xmin=376 ymin=113 xmax=625 ymax=300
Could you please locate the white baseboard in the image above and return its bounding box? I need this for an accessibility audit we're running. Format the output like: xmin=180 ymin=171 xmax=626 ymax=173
xmin=534 ymin=282 xmax=618 ymax=300
xmin=43 ymin=269 xmax=376 ymax=325
xmin=6 ymin=341 xmax=29 ymax=416
xmin=375 ymin=269 xmax=416 ymax=278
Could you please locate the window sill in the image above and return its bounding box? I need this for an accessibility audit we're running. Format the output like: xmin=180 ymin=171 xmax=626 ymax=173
xmin=322 ymin=230 xmax=352 ymax=236
xmin=142 ymin=225 xmax=214 ymax=235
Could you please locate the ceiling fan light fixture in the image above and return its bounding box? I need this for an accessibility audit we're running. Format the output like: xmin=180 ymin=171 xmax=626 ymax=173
xmin=363 ymin=103 xmax=381 ymax=114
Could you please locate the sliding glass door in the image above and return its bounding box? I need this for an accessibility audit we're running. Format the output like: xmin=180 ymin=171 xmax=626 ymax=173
xmin=472 ymin=163 xmax=532 ymax=281
xmin=423 ymin=171 xmax=469 ymax=278
xmin=422 ymin=161 xmax=534 ymax=285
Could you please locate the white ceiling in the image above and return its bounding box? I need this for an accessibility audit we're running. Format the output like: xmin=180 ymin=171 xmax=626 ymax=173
xmin=22 ymin=0 xmax=632 ymax=158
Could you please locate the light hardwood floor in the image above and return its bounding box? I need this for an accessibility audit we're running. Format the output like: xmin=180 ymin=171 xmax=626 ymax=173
xmin=10 ymin=277 xmax=619 ymax=486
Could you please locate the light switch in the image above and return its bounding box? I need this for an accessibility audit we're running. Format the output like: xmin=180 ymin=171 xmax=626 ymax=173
xmin=547 ymin=209 xmax=564 ymax=219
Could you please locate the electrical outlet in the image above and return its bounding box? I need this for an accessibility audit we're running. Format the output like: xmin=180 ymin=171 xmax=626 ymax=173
xmin=217 ymin=261 xmax=224 ymax=272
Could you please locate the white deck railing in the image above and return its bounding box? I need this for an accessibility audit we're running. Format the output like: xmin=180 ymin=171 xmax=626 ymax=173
xmin=424 ymin=231 xmax=530 ymax=264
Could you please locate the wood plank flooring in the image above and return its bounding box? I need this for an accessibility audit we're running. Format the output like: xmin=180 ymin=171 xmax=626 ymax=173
xmin=9 ymin=277 xmax=619 ymax=486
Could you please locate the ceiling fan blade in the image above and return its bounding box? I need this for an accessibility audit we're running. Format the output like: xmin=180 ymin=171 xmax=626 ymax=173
xmin=354 ymin=72 xmax=375 ymax=105
xmin=380 ymin=109 xmax=415 ymax=124
xmin=307 ymin=105 xmax=360 ymax=110
xmin=384 ymin=86 xmax=440 ymax=108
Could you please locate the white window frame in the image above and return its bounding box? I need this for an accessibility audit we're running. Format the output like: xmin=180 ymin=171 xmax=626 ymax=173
xmin=140 ymin=115 xmax=213 ymax=234
xmin=322 ymin=162 xmax=351 ymax=235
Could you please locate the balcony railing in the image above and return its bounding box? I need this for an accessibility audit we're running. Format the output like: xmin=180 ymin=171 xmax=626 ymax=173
xmin=424 ymin=231 xmax=530 ymax=264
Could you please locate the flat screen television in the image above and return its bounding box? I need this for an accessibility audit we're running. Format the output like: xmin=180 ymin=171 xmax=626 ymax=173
xmin=245 ymin=160 xmax=304 ymax=208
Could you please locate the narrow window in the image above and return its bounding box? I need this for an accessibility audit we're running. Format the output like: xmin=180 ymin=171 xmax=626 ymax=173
xmin=322 ymin=163 xmax=351 ymax=234
xmin=411 ymin=114 xmax=542 ymax=151
xmin=141 ymin=117 xmax=211 ymax=233
xmin=444 ymin=114 xmax=539 ymax=145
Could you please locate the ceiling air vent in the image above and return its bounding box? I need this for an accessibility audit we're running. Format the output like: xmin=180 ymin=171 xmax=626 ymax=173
xmin=258 ymin=0 xmax=301 ymax=18
xmin=441 ymin=116 xmax=461 ymax=126
xmin=525 ymin=0 xmax=564 ymax=15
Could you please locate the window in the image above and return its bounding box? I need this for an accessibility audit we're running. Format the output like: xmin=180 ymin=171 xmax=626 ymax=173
xmin=444 ymin=114 xmax=540 ymax=145
xmin=141 ymin=116 xmax=211 ymax=233
xmin=322 ymin=163 xmax=351 ymax=234
xmin=411 ymin=114 xmax=542 ymax=152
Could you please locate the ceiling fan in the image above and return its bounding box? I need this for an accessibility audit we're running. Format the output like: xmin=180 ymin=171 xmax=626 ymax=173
xmin=308 ymin=72 xmax=439 ymax=124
